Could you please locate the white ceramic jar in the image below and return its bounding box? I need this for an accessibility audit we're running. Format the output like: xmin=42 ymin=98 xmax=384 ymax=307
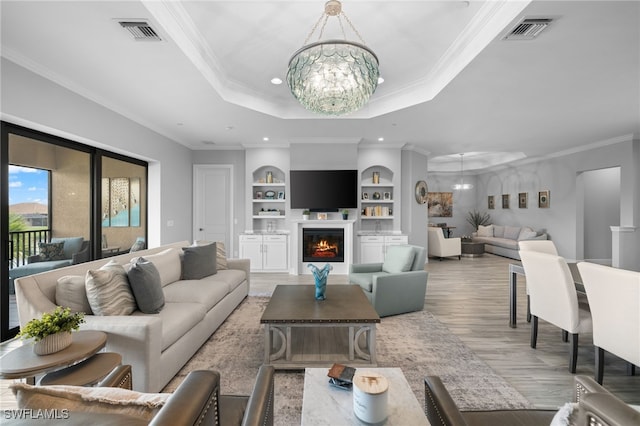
xmin=353 ymin=371 xmax=389 ymax=423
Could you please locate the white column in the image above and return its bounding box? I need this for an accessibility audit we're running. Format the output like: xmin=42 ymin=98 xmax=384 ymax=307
xmin=610 ymin=226 xmax=639 ymax=271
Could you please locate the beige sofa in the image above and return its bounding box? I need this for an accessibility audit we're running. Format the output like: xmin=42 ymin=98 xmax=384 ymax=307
xmin=15 ymin=241 xmax=249 ymax=393
xmin=472 ymin=224 xmax=548 ymax=260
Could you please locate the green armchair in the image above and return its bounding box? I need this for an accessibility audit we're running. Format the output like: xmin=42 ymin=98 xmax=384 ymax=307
xmin=349 ymin=244 xmax=428 ymax=317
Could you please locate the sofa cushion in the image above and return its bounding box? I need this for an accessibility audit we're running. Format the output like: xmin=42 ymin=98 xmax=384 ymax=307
xmin=349 ymin=273 xmax=376 ymax=293
xmin=182 ymin=243 xmax=217 ymax=280
xmin=518 ymin=228 xmax=538 ymax=240
xmin=493 ymin=225 xmax=505 ymax=238
xmin=477 ymin=225 xmax=493 ymax=237
xmin=503 ymin=226 xmax=522 ymax=240
xmin=51 ymin=237 xmax=84 ymax=260
xmin=10 ymin=382 xmax=168 ymax=422
xmin=163 ymin=279 xmax=229 ymax=310
xmin=215 ymin=269 xmax=246 ymax=292
xmin=135 ymin=248 xmax=182 ymax=287
xmin=85 ymin=260 xmax=136 ymax=316
xmin=39 ymin=242 xmax=66 ymax=261
xmin=127 ymin=258 xmax=165 ymax=314
xmin=382 ymin=245 xmax=415 ymax=273
xmin=485 ymin=237 xmax=520 ymax=250
xmin=56 ymin=275 xmax=92 ymax=314
xmin=131 ymin=302 xmax=206 ymax=351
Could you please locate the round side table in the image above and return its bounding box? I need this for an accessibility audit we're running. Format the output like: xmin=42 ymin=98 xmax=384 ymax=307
xmin=461 ymin=242 xmax=485 ymax=257
xmin=0 ymin=330 xmax=107 ymax=385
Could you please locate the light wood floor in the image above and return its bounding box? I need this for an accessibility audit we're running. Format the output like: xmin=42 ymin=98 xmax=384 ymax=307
xmin=2 ymin=254 xmax=638 ymax=411
xmin=251 ymin=254 xmax=640 ymax=409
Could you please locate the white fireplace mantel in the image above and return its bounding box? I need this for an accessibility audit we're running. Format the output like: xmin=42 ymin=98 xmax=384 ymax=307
xmin=290 ymin=220 xmax=355 ymax=275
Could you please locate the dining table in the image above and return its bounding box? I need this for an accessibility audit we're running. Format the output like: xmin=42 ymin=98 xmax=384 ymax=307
xmin=508 ymin=261 xmax=584 ymax=328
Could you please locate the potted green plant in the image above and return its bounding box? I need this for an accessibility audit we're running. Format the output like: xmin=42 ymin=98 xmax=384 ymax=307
xmin=18 ymin=306 xmax=85 ymax=355
xmin=341 ymin=209 xmax=349 ymax=220
xmin=302 ymin=209 xmax=310 ymax=220
xmin=466 ymin=210 xmax=491 ymax=232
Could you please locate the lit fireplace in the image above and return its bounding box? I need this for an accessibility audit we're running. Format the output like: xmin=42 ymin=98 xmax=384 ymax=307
xmin=303 ymin=228 xmax=345 ymax=263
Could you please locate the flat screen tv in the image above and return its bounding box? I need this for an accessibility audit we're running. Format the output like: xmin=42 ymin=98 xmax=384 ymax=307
xmin=290 ymin=170 xmax=358 ymax=210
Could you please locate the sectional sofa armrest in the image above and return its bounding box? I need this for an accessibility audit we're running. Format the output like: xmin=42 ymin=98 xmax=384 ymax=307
xmin=26 ymin=255 xmax=43 ymax=264
xmin=82 ymin=315 xmax=163 ymax=392
xmin=242 ymin=365 xmax=275 ymax=426
xmin=350 ymin=263 xmax=384 ymax=273
xmin=227 ymin=258 xmax=251 ymax=287
xmin=424 ymin=376 xmax=468 ymax=426
xmin=149 ymin=370 xmax=220 ymax=426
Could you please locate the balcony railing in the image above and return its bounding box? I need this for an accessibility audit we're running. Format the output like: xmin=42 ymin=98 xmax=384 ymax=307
xmin=9 ymin=229 xmax=51 ymax=268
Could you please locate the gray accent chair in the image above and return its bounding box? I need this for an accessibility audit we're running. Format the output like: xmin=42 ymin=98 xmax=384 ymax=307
xmin=424 ymin=374 xmax=640 ymax=426
xmin=9 ymin=366 xmax=275 ymax=426
xmin=349 ymin=244 xmax=428 ymax=317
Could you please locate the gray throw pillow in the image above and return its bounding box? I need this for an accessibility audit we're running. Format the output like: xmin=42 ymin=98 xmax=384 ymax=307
xmin=85 ymin=260 xmax=136 ymax=316
xmin=182 ymin=243 xmax=217 ymax=280
xmin=127 ymin=258 xmax=165 ymax=314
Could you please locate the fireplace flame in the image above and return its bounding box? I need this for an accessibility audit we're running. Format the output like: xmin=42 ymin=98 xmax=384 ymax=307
xmin=311 ymin=239 xmax=338 ymax=258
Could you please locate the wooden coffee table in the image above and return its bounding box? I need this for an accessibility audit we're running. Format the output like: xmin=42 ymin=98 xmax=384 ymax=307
xmin=0 ymin=330 xmax=107 ymax=385
xmin=261 ymin=285 xmax=380 ymax=369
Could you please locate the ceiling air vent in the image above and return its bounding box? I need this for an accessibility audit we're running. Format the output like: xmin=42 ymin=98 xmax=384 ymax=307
xmin=119 ymin=21 xmax=161 ymax=41
xmin=503 ymin=18 xmax=552 ymax=40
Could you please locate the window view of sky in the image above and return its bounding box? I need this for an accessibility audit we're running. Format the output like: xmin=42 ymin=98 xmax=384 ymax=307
xmin=8 ymin=165 xmax=48 ymax=205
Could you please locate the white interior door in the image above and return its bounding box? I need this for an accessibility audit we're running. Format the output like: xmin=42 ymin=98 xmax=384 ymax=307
xmin=193 ymin=165 xmax=233 ymax=254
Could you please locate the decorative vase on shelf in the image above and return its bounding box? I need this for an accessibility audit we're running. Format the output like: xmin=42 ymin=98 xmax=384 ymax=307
xmin=33 ymin=331 xmax=73 ymax=355
xmin=308 ymin=263 xmax=333 ymax=301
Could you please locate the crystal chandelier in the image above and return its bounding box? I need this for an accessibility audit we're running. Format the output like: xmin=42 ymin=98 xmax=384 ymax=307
xmin=452 ymin=153 xmax=473 ymax=190
xmin=287 ymin=1 xmax=379 ymax=116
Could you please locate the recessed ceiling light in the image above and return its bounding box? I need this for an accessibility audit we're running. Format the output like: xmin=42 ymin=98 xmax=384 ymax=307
xmin=378 ymin=137 xmax=384 ymax=142
xmin=263 ymin=137 xmax=269 ymax=141
xmin=378 ymin=77 xmax=385 ymax=84
xmin=270 ymin=78 xmax=283 ymax=85
xmin=177 ymin=122 xmax=184 ymax=126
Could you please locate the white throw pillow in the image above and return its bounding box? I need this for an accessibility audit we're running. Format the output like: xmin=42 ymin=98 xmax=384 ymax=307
xmin=11 ymin=382 xmax=168 ymax=421
xmin=85 ymin=260 xmax=136 ymax=316
xmin=56 ymin=275 xmax=92 ymax=314
xmin=477 ymin=225 xmax=494 ymax=237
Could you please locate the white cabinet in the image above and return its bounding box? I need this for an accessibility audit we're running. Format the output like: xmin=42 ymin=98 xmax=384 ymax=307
xmin=359 ymin=235 xmax=408 ymax=263
xmin=240 ymin=234 xmax=288 ymax=272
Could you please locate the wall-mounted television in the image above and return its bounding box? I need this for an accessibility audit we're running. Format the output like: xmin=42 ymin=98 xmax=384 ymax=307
xmin=290 ymin=170 xmax=358 ymax=210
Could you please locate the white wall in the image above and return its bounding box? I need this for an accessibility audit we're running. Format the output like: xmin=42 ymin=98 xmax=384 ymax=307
xmin=1 ymin=58 xmax=193 ymax=246
xmin=425 ymin=173 xmax=479 ymax=238
xmin=471 ymin=139 xmax=638 ymax=261
xmin=582 ymin=167 xmax=620 ymax=261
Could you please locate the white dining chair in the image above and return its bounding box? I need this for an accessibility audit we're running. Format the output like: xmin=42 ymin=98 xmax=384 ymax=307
xmin=577 ymin=262 xmax=640 ymax=384
xmin=519 ymin=251 xmax=592 ymax=373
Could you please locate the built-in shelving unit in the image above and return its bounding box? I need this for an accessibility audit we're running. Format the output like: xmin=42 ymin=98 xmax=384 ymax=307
xmin=251 ymin=167 xmax=286 ymax=230
xmin=360 ymin=166 xmax=395 ymax=222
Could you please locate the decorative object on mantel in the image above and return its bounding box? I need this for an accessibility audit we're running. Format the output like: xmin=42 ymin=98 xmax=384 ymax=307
xmin=302 ymin=209 xmax=310 ymax=220
xmin=308 ymin=263 xmax=333 ymax=300
xmin=316 ymin=212 xmax=328 ymax=220
xmin=287 ymin=0 xmax=379 ymax=116
xmin=18 ymin=307 xmax=85 ymax=355
xmin=414 ymin=180 xmax=428 ymax=204
xmin=342 ymin=209 xmax=349 ymax=220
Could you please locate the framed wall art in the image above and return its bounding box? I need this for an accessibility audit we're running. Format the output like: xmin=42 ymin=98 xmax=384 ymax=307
xmin=488 ymin=195 xmax=495 ymax=209
xmin=427 ymin=192 xmax=453 ymax=217
xmin=502 ymin=194 xmax=510 ymax=209
xmin=518 ymin=192 xmax=528 ymax=209
xmin=538 ymin=190 xmax=550 ymax=208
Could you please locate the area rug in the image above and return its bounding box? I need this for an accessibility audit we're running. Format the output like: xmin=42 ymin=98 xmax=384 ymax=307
xmin=164 ymin=297 xmax=532 ymax=425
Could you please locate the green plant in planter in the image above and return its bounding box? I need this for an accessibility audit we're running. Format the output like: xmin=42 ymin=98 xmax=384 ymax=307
xmin=18 ymin=307 xmax=85 ymax=342
xmin=341 ymin=209 xmax=349 ymax=219
xmin=466 ymin=209 xmax=491 ymax=231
